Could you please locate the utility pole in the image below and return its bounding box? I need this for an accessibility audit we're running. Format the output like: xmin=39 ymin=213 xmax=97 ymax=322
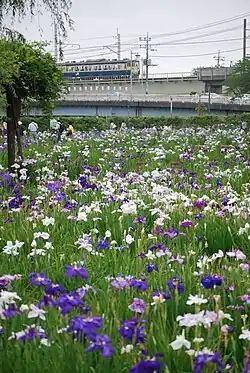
xmin=139 ymin=33 xmax=152 ymax=95
xmin=213 ymin=50 xmax=225 ymax=68
xmin=130 ymin=50 xmax=133 ymax=101
xmin=243 ymin=18 xmax=247 ymax=61
xmin=116 ymin=28 xmax=121 ymax=60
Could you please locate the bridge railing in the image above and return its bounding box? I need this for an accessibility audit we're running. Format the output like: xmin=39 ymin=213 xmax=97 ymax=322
xmin=64 ymin=93 xmax=245 ymax=104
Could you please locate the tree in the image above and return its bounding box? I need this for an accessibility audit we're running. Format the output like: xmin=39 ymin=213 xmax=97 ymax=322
xmin=0 ymin=37 xmax=66 ymax=168
xmin=225 ymin=58 xmax=250 ymax=97
xmin=0 ymin=0 xmax=73 ymax=37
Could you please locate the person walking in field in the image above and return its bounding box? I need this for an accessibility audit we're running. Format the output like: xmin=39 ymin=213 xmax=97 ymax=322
xmin=67 ymin=121 xmax=74 ymax=138
xmin=57 ymin=121 xmax=65 ymax=142
xmin=28 ymin=121 xmax=38 ymax=143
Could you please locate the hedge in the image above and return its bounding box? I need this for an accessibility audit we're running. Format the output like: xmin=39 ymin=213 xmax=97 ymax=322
xmin=3 ymin=113 xmax=250 ymax=132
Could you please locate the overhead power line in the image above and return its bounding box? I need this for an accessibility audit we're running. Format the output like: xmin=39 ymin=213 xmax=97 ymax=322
xmin=153 ymin=47 xmax=243 ymax=58
xmin=151 ymin=12 xmax=250 ymax=40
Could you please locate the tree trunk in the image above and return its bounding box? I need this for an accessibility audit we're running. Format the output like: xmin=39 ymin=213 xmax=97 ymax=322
xmin=6 ymin=87 xmax=22 ymax=169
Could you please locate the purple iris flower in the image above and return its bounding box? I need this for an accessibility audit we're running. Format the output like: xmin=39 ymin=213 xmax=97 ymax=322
xmin=164 ymin=228 xmax=179 ymax=239
xmin=128 ymin=298 xmax=147 ymax=314
xmin=64 ymin=265 xmax=88 ymax=280
xmin=37 ymin=295 xmax=56 ymax=309
xmin=119 ymin=317 xmax=146 ymax=345
xmin=130 ymin=358 xmax=162 ymax=373
xmin=68 ymin=316 xmax=103 ymax=339
xmin=133 ymin=216 xmax=146 ymax=224
xmin=3 ymin=304 xmax=22 ymax=318
xmin=201 ymin=275 xmax=223 ymax=289
xmin=168 ymin=277 xmax=184 ymax=294
xmin=45 ymin=283 xmax=65 ymax=296
xmin=129 ymin=279 xmax=148 ymax=291
xmin=28 ymin=272 xmax=51 ymax=287
xmin=97 ymin=239 xmax=109 ymax=249
xmin=152 ymin=289 xmax=171 ymax=300
xmin=16 ymin=326 xmax=46 ymax=341
xmin=86 ymin=334 xmax=115 ymax=358
xmin=145 ymin=264 xmax=159 ymax=273
xmin=193 ymin=352 xmax=226 ymax=373
xmin=56 ymin=292 xmax=84 ymax=315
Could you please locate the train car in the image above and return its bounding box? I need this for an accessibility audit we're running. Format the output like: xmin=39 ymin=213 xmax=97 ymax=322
xmin=58 ymin=58 xmax=140 ymax=81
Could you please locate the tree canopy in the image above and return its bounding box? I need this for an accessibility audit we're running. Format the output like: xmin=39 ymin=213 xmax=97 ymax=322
xmin=225 ymin=58 xmax=250 ymax=97
xmin=0 ymin=0 xmax=73 ymax=36
xmin=0 ymin=37 xmax=66 ymax=167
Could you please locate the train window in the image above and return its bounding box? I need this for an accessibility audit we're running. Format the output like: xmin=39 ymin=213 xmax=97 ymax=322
xmin=108 ymin=65 xmax=111 ymax=70
xmin=101 ymin=86 xmax=104 ymax=90
xmin=81 ymin=66 xmax=84 ymax=71
xmin=84 ymin=86 xmax=88 ymax=91
xmin=119 ymin=86 xmax=122 ymax=91
xmin=75 ymin=67 xmax=79 ymax=71
xmin=85 ymin=66 xmax=88 ymax=71
xmin=98 ymin=65 xmax=101 ymax=70
xmin=90 ymin=86 xmax=93 ymax=91
xmin=79 ymin=86 xmax=82 ymax=91
xmin=88 ymin=66 xmax=92 ymax=71
xmin=118 ymin=65 xmax=121 ymax=69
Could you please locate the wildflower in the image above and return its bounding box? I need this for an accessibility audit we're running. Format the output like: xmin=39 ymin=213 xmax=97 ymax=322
xmin=0 ymin=291 xmax=21 ymax=307
xmin=42 ymin=217 xmax=55 ymax=226
xmin=121 ymin=344 xmax=134 ymax=354
xmin=221 ymin=325 xmax=234 ymax=334
xmin=97 ymin=239 xmax=109 ymax=250
xmin=186 ymin=294 xmax=208 ymax=305
xmin=3 ymin=240 xmax=24 ymax=256
xmin=56 ymin=293 xmax=85 ymax=315
xmin=193 ymin=352 xmax=226 ymax=373
xmin=10 ymin=325 xmax=46 ymax=341
xmin=28 ymin=304 xmax=46 ymax=320
xmin=110 ymin=276 xmax=130 ymax=290
xmin=130 ymin=356 xmax=163 ymax=373
xmin=170 ymin=329 xmax=191 ymax=350
xmin=128 ymin=298 xmax=147 ymax=314
xmin=120 ymin=201 xmax=137 ymax=215
xmin=130 ymin=279 xmax=148 ymax=291
xmin=126 ymin=234 xmax=134 ymax=245
xmin=3 ymin=304 xmax=22 ymax=318
xmin=240 ymin=262 xmax=250 ymax=271
xmin=133 ymin=216 xmax=146 ymax=224
xmin=64 ymin=265 xmax=88 ymax=280
xmin=28 ymin=272 xmax=51 ymax=287
xmin=68 ymin=316 xmax=103 ymax=339
xmin=181 ymin=220 xmax=194 ymax=228
xmin=145 ymin=264 xmax=159 ymax=273
xmin=226 ymin=249 xmax=246 ymax=260
xmin=168 ymin=277 xmax=184 ymax=294
xmin=33 ymin=232 xmax=50 ymax=240
xmin=86 ymin=334 xmax=115 ymax=358
xmin=105 ymin=230 xmax=112 ymax=238
xmin=239 ymin=329 xmax=250 ymax=341
xmin=200 ymin=275 xmax=223 ymax=289
xmin=119 ymin=317 xmax=146 ymax=345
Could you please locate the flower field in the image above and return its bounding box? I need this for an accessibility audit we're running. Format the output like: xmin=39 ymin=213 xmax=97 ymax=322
xmin=0 ymin=124 xmax=250 ymax=373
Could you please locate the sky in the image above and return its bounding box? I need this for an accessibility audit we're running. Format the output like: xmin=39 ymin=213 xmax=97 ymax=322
xmin=3 ymin=0 xmax=250 ymax=75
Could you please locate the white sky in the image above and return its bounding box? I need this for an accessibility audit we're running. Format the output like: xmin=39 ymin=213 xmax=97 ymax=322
xmin=3 ymin=0 xmax=250 ymax=74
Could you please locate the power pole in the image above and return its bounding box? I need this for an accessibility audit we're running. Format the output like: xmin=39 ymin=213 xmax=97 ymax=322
xmin=213 ymin=50 xmax=225 ymax=67
xmin=243 ymin=18 xmax=247 ymax=61
xmin=139 ymin=33 xmax=152 ymax=95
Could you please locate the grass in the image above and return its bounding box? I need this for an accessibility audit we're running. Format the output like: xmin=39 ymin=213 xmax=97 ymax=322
xmin=0 ymin=124 xmax=250 ymax=373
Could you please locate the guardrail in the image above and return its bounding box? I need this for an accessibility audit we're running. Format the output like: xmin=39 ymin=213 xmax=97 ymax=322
xmin=64 ymin=93 xmax=250 ymax=105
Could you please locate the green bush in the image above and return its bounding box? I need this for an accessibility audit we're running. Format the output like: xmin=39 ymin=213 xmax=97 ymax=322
xmin=14 ymin=113 xmax=250 ymax=132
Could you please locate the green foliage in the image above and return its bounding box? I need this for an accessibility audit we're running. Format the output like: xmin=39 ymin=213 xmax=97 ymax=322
xmin=1 ymin=0 xmax=73 ymax=36
xmin=225 ymin=57 xmax=250 ymax=96
xmin=0 ymin=38 xmax=66 ymax=114
xmin=17 ymin=113 xmax=250 ymax=132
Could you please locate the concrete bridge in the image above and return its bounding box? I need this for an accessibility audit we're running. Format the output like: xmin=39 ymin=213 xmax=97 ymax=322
xmin=29 ymin=93 xmax=250 ymax=117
